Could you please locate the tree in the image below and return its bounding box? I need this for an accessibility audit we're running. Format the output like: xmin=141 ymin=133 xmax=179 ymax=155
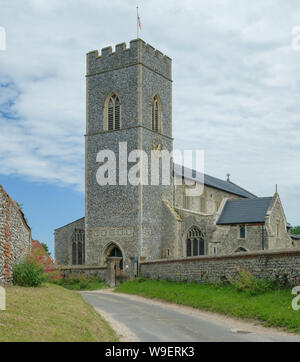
xmin=291 ymin=226 xmax=300 ymax=235
xmin=41 ymin=243 xmax=51 ymax=256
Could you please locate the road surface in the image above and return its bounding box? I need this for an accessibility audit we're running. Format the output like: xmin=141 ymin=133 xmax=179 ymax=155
xmin=81 ymin=290 xmax=300 ymax=342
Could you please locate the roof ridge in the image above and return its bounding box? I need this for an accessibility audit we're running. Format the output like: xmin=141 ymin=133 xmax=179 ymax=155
xmin=173 ymin=163 xmax=256 ymax=199
xmin=54 ymin=217 xmax=85 ymax=231
xmin=227 ymin=196 xmax=273 ymax=202
xmin=227 ymin=180 xmax=257 ymax=198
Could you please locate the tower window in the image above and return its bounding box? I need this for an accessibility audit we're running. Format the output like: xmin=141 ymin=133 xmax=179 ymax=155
xmin=107 ymin=93 xmax=121 ymax=131
xmin=152 ymin=95 xmax=161 ymax=132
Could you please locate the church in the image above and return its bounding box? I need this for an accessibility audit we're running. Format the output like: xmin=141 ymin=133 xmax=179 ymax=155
xmin=55 ymin=39 xmax=294 ymax=277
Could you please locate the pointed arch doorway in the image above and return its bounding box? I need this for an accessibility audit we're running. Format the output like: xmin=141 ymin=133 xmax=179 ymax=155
xmin=104 ymin=243 xmax=124 ymax=287
xmin=108 ymin=245 xmax=123 ymax=270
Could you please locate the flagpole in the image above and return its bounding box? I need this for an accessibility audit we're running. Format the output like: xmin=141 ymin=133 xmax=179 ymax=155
xmin=136 ymin=5 xmax=139 ymax=38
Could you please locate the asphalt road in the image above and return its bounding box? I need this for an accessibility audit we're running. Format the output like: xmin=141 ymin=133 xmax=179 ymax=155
xmin=81 ymin=290 xmax=300 ymax=342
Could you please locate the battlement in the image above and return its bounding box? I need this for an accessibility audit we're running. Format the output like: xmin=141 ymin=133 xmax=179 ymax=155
xmin=87 ymin=39 xmax=172 ymax=80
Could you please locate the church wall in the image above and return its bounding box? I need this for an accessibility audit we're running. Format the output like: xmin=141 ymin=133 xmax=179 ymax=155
xmin=140 ymin=65 xmax=172 ymax=137
xmin=175 ymin=209 xmax=216 ymax=257
xmin=139 ymin=128 xmax=174 ymax=261
xmin=160 ymin=201 xmax=181 ymax=258
xmin=54 ymin=217 xmax=85 ymax=266
xmin=140 ymin=248 xmax=300 ymax=286
xmin=58 ymin=265 xmax=107 ymax=281
xmin=265 ymin=195 xmax=292 ymax=250
xmin=86 ymin=66 xmax=139 ymax=133
xmin=0 ymin=186 xmax=31 ymax=286
xmin=214 ymin=223 xmax=267 ymax=255
xmin=174 ymin=177 xmax=241 ymax=215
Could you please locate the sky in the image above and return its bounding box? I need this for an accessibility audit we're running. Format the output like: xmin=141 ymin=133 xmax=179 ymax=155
xmin=0 ymin=0 xmax=300 ymax=256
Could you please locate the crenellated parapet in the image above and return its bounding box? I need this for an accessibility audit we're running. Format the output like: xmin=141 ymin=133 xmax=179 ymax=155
xmin=87 ymin=39 xmax=172 ymax=80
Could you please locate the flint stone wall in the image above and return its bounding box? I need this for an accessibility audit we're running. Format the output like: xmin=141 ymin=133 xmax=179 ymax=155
xmin=0 ymin=186 xmax=31 ymax=286
xmin=59 ymin=265 xmax=107 ymax=280
xmin=140 ymin=248 xmax=300 ymax=286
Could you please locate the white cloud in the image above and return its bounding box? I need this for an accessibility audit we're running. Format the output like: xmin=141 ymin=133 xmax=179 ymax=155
xmin=0 ymin=0 xmax=300 ymax=223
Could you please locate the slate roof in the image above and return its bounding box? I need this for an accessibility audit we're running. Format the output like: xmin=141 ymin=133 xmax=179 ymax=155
xmin=291 ymin=234 xmax=300 ymax=240
xmin=173 ymin=164 xmax=256 ymax=199
xmin=217 ymin=197 xmax=273 ymax=225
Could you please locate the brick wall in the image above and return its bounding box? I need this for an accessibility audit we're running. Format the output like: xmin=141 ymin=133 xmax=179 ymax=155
xmin=140 ymin=248 xmax=300 ymax=286
xmin=0 ymin=186 xmax=31 ymax=286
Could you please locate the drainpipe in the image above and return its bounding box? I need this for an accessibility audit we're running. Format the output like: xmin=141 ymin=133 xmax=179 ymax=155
xmin=261 ymin=224 xmax=265 ymax=250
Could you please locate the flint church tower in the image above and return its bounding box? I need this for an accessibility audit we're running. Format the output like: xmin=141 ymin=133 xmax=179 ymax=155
xmin=85 ymin=39 xmax=173 ymax=271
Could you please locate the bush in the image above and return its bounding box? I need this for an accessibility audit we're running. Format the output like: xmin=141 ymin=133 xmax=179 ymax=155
xmin=228 ymin=267 xmax=278 ymax=296
xmin=53 ymin=275 xmax=105 ymax=291
xmin=28 ymin=240 xmax=62 ymax=282
xmin=13 ymin=262 xmax=45 ymax=287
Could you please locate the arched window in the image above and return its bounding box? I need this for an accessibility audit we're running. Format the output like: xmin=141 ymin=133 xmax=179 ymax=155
xmin=187 ymin=239 xmax=192 ymax=257
xmin=199 ymin=238 xmax=204 ymax=255
xmin=186 ymin=226 xmax=205 ymax=256
xmin=193 ymin=239 xmax=198 ymax=256
xmin=71 ymin=229 xmax=85 ymax=265
xmin=72 ymin=242 xmax=77 ymax=265
xmin=107 ymin=93 xmax=121 ymax=131
xmin=152 ymin=95 xmax=161 ymax=132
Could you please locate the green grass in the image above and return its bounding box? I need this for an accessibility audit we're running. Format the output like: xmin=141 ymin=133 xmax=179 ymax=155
xmin=52 ymin=276 xmax=107 ymax=291
xmin=116 ymin=279 xmax=300 ymax=333
xmin=0 ymin=284 xmax=118 ymax=342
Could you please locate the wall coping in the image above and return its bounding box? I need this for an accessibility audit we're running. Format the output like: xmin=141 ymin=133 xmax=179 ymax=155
xmin=0 ymin=185 xmax=31 ymax=232
xmin=58 ymin=265 xmax=107 ymax=271
xmin=141 ymin=248 xmax=300 ymax=265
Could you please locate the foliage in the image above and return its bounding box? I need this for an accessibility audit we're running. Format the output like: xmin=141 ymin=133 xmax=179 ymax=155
xmin=41 ymin=243 xmax=51 ymax=256
xmin=28 ymin=240 xmax=62 ymax=282
xmin=291 ymin=226 xmax=300 ymax=235
xmin=116 ymin=279 xmax=300 ymax=333
xmin=228 ymin=267 xmax=278 ymax=296
xmin=0 ymin=284 xmax=118 ymax=342
xmin=53 ymin=275 xmax=105 ymax=291
xmin=13 ymin=262 xmax=45 ymax=287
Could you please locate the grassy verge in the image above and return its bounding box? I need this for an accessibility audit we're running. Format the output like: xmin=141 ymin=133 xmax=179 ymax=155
xmin=116 ymin=279 xmax=300 ymax=333
xmin=0 ymin=284 xmax=118 ymax=342
xmin=52 ymin=276 xmax=106 ymax=291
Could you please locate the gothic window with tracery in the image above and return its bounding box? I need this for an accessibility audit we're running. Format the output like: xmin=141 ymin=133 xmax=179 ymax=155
xmin=186 ymin=226 xmax=205 ymax=256
xmin=152 ymin=95 xmax=161 ymax=132
xmin=71 ymin=229 xmax=85 ymax=265
xmin=107 ymin=93 xmax=121 ymax=130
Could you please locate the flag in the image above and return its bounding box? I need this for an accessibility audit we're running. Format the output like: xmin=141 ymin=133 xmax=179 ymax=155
xmin=137 ymin=11 xmax=142 ymax=30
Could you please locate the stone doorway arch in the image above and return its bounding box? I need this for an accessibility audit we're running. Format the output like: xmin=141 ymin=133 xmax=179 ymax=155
xmin=108 ymin=244 xmax=123 ymax=270
xmin=104 ymin=242 xmax=125 ymax=287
